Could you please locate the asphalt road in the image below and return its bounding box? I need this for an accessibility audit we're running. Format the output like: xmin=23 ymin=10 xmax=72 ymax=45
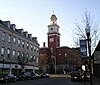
xmin=0 ymin=77 xmax=93 ymax=85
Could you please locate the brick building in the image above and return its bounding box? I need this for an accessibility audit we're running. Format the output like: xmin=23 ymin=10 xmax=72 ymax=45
xmin=39 ymin=14 xmax=81 ymax=74
xmin=93 ymin=40 xmax=100 ymax=78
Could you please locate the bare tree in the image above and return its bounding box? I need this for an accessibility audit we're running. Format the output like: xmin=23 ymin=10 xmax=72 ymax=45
xmin=17 ymin=53 xmax=34 ymax=72
xmin=73 ymin=11 xmax=100 ymax=53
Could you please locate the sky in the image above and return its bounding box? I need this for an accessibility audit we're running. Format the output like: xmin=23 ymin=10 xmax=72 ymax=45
xmin=0 ymin=0 xmax=100 ymax=47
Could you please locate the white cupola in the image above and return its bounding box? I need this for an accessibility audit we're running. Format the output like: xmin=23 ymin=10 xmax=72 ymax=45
xmin=48 ymin=14 xmax=60 ymax=34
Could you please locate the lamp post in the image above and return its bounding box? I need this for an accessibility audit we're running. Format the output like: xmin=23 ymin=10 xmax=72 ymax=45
xmin=85 ymin=24 xmax=93 ymax=85
xmin=51 ymin=55 xmax=56 ymax=74
xmin=54 ymin=56 xmax=56 ymax=74
xmin=2 ymin=57 xmax=5 ymax=75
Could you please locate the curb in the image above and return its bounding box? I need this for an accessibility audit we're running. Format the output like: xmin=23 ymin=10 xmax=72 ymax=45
xmin=49 ymin=74 xmax=71 ymax=78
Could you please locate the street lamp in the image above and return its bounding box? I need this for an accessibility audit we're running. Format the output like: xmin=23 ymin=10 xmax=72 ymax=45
xmin=51 ymin=55 xmax=56 ymax=74
xmin=2 ymin=57 xmax=5 ymax=75
xmin=85 ymin=24 xmax=93 ymax=85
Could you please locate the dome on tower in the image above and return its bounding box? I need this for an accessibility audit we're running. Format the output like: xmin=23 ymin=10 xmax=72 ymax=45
xmin=50 ymin=14 xmax=57 ymax=21
xmin=50 ymin=14 xmax=57 ymax=24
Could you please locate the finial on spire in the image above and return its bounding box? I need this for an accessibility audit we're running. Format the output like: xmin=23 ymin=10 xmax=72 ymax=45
xmin=52 ymin=10 xmax=54 ymax=14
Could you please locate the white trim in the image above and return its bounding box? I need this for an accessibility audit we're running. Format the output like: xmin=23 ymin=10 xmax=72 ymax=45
xmin=48 ymin=34 xmax=60 ymax=36
xmin=0 ymin=63 xmax=39 ymax=70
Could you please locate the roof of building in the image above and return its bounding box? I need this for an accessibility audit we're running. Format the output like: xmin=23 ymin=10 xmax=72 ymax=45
xmin=0 ymin=20 xmax=39 ymax=45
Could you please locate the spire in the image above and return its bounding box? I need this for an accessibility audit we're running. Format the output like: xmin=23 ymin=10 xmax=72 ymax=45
xmin=50 ymin=12 xmax=57 ymax=24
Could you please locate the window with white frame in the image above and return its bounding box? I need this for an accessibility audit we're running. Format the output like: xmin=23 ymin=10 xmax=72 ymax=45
xmin=37 ymin=48 xmax=39 ymax=53
xmin=34 ymin=56 xmax=36 ymax=61
xmin=12 ymin=50 xmax=16 ymax=59
xmin=30 ymin=55 xmax=33 ymax=59
xmin=8 ymin=34 xmax=11 ymax=43
xmin=13 ymin=36 xmax=16 ymax=44
xmin=26 ymin=53 xmax=29 ymax=61
xmin=36 ymin=57 xmax=38 ymax=63
xmin=18 ymin=39 xmax=21 ymax=46
xmin=7 ymin=48 xmax=10 ymax=58
xmin=34 ymin=46 xmax=36 ymax=52
xmin=27 ymin=43 xmax=29 ymax=49
xmin=2 ymin=32 xmax=5 ymax=41
xmin=1 ymin=47 xmax=5 ymax=56
xmin=30 ymin=55 xmax=33 ymax=62
xmin=22 ymin=40 xmax=25 ymax=48
xmin=31 ymin=44 xmax=33 ymax=51
xmin=22 ymin=52 xmax=24 ymax=57
xmin=17 ymin=51 xmax=20 ymax=59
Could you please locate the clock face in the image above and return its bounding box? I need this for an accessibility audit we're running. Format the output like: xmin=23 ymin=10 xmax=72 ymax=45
xmin=50 ymin=38 xmax=54 ymax=42
xmin=51 ymin=28 xmax=53 ymax=30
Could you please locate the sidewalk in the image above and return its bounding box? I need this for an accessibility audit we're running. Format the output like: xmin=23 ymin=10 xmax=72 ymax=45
xmin=49 ymin=74 xmax=100 ymax=85
xmin=93 ymin=77 xmax=100 ymax=85
xmin=49 ymin=74 xmax=70 ymax=78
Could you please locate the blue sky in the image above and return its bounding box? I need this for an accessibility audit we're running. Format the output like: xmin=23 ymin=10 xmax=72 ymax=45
xmin=0 ymin=0 xmax=100 ymax=47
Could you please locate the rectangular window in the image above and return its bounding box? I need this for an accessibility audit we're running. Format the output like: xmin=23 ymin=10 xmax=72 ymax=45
xmin=1 ymin=47 xmax=5 ymax=56
xmin=2 ymin=32 xmax=5 ymax=41
xmin=27 ymin=43 xmax=29 ymax=49
xmin=17 ymin=51 xmax=20 ymax=59
xmin=7 ymin=48 xmax=10 ymax=58
xmin=13 ymin=36 xmax=16 ymax=44
xmin=37 ymin=48 xmax=39 ymax=53
xmin=30 ymin=55 xmax=33 ymax=62
xmin=22 ymin=52 xmax=24 ymax=57
xmin=34 ymin=46 xmax=36 ymax=52
xmin=13 ymin=50 xmax=16 ymax=59
xmin=8 ymin=34 xmax=11 ymax=43
xmin=18 ymin=39 xmax=21 ymax=46
xmin=22 ymin=40 xmax=25 ymax=48
xmin=31 ymin=45 xmax=33 ymax=51
xmin=36 ymin=57 xmax=38 ymax=63
xmin=26 ymin=53 xmax=29 ymax=61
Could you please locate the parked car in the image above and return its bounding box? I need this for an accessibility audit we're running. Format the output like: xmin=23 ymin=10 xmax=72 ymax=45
xmin=70 ymin=71 xmax=82 ymax=81
xmin=31 ymin=72 xmax=40 ymax=79
xmin=40 ymin=73 xmax=49 ymax=78
xmin=18 ymin=72 xmax=31 ymax=80
xmin=0 ymin=73 xmax=18 ymax=83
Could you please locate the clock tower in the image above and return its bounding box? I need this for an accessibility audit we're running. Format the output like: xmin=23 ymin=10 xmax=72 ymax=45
xmin=47 ymin=14 xmax=60 ymax=56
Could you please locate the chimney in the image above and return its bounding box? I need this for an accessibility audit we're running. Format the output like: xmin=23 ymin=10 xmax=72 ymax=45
xmin=10 ymin=24 xmax=16 ymax=31
xmin=43 ymin=42 xmax=46 ymax=47
xmin=3 ymin=21 xmax=10 ymax=28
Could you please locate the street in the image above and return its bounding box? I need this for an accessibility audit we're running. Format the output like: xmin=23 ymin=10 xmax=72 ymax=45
xmin=0 ymin=77 xmax=93 ymax=85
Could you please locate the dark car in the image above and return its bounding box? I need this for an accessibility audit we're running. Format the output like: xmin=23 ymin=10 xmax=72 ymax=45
xmin=70 ymin=71 xmax=82 ymax=81
xmin=40 ymin=73 xmax=49 ymax=78
xmin=0 ymin=73 xmax=18 ymax=83
xmin=18 ymin=72 xmax=31 ymax=80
